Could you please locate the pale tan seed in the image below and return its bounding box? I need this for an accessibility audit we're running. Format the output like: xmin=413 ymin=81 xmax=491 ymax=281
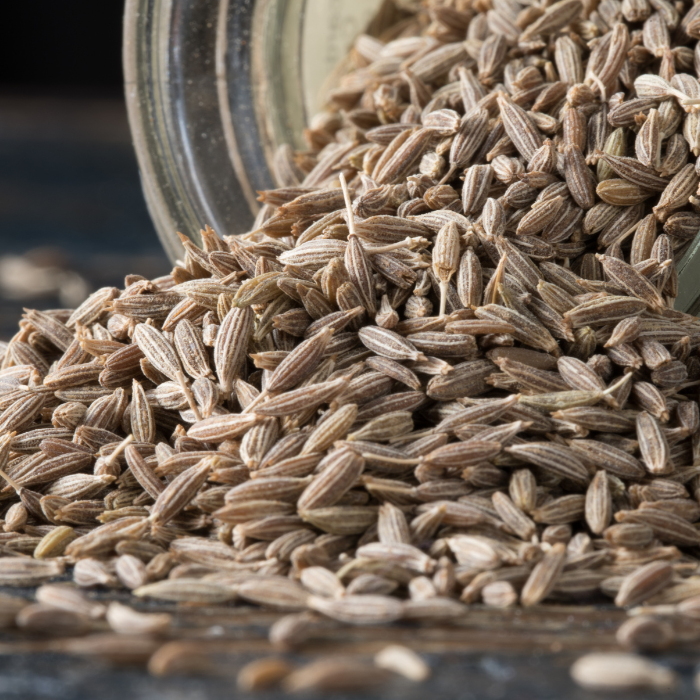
xmin=636 ymin=411 xmax=670 ymax=474
xmin=570 ymin=653 xmax=677 ymax=691
xmin=254 ymin=377 xmax=348 ymax=417
xmin=134 ymin=579 xmax=236 ymax=603
xmin=299 ymin=566 xmax=344 ymax=599
xmin=374 ymin=644 xmax=430 ymax=682
xmin=307 ymin=594 xmax=404 ymax=625
xmin=214 ymin=306 xmax=254 ymax=393
xmin=616 ymin=508 xmax=700 ymax=546
xmin=237 ymin=577 xmax=309 ymax=611
xmin=106 ymin=601 xmax=172 ymax=635
xmin=34 ymin=526 xmax=76 ymax=559
xmin=36 ymin=584 xmax=106 ymax=619
xmin=132 ymin=324 xmax=182 ymax=382
xmin=482 ymin=581 xmax=519 ymax=608
xmin=585 ymin=471 xmax=612 ymax=535
xmin=492 ymin=491 xmax=536 ymax=540
xmin=378 ymin=502 xmax=412 ymax=545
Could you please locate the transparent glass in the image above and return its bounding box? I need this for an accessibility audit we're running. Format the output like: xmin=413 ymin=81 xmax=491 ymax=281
xmin=123 ymin=0 xmax=700 ymax=313
xmin=123 ymin=0 xmax=387 ymax=261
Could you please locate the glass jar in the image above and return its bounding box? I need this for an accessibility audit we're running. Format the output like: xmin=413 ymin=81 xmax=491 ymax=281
xmin=123 ymin=0 xmax=389 ymax=262
xmin=678 ymin=241 xmax=700 ymax=314
xmin=124 ymin=0 xmax=700 ymax=313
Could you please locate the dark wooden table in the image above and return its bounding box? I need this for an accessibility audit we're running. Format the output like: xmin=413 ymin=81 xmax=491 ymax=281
xmin=0 ymin=96 xmax=169 ymax=339
xmin=0 ymin=582 xmax=698 ymax=700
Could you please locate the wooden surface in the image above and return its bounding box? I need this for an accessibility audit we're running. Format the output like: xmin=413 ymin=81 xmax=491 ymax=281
xmin=0 ymin=96 xmax=169 ymax=339
xmin=0 ymin=586 xmax=697 ymax=699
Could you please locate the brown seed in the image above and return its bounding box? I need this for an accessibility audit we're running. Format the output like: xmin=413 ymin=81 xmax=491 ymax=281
xmin=636 ymin=411 xmax=670 ymax=474
xmin=564 ymin=145 xmax=596 ymax=209
xmin=297 ymin=448 xmax=364 ymax=512
xmin=149 ymin=458 xmax=213 ymax=525
xmin=507 ymin=443 xmax=589 ymax=487
xmin=615 ymin=561 xmax=674 ymax=607
xmin=238 ymin=657 xmax=294 ymax=692
xmin=187 ymin=413 xmax=262 ymax=442
xmin=616 ymin=615 xmax=675 ymax=652
xmin=283 ymin=658 xmax=390 ymax=693
xmin=497 ymin=93 xmax=543 ymax=162
xmin=147 ymin=640 xmax=218 ymax=676
xmin=520 ymin=543 xmax=566 ymax=607
xmin=358 ymin=326 xmax=425 ymax=361
xmin=36 ymin=584 xmax=105 ymax=619
xmin=16 ymin=604 xmax=91 ymax=636
xmin=616 ymin=508 xmax=700 ymax=546
xmin=214 ymin=306 xmax=254 ymax=393
xmin=585 ymin=471 xmax=612 ymax=535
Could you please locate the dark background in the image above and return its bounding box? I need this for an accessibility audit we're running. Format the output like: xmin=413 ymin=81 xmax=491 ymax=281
xmin=0 ymin=2 xmax=124 ymax=94
xmin=0 ymin=0 xmax=169 ymax=337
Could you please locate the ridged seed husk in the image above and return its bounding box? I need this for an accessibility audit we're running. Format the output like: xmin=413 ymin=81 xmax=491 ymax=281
xmin=2 ymin=0 xmax=700 ymax=659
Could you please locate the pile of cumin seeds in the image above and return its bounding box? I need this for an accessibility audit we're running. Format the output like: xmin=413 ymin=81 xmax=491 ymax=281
xmin=4 ymin=0 xmax=700 ymax=663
